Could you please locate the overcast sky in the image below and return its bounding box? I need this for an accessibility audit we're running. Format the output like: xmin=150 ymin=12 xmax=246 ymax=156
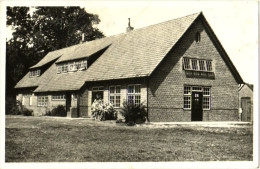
xmin=5 ymin=1 xmax=258 ymax=85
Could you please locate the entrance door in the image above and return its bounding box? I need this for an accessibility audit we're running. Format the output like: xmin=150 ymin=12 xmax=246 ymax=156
xmin=241 ymin=97 xmax=251 ymax=122
xmin=92 ymin=91 xmax=104 ymax=103
xmin=66 ymin=93 xmax=71 ymax=113
xmin=191 ymin=92 xmax=203 ymax=121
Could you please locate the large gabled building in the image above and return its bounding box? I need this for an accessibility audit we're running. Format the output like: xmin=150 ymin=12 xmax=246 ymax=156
xmin=15 ymin=12 xmax=244 ymax=122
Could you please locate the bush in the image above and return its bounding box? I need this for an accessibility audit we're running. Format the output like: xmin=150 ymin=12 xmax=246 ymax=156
xmin=21 ymin=107 xmax=33 ymax=116
xmin=46 ymin=105 xmax=66 ymax=117
xmin=120 ymin=101 xmax=147 ymax=125
xmin=91 ymin=100 xmax=117 ymax=121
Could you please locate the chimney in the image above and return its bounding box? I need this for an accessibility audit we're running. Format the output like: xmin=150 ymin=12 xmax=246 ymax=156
xmin=81 ymin=33 xmax=85 ymax=43
xmin=126 ymin=18 xmax=134 ymax=32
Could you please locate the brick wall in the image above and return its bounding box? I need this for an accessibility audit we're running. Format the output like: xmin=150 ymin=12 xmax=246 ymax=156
xmin=148 ymin=18 xmax=239 ymax=122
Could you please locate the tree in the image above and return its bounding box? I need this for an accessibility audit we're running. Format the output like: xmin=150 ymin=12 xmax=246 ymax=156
xmin=6 ymin=6 xmax=104 ymax=97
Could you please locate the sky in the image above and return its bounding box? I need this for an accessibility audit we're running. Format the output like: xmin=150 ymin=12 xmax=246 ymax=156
xmin=4 ymin=1 xmax=258 ymax=85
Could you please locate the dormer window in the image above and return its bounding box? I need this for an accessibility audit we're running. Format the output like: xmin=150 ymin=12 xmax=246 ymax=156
xmin=57 ymin=59 xmax=87 ymax=74
xmin=29 ymin=69 xmax=41 ymax=77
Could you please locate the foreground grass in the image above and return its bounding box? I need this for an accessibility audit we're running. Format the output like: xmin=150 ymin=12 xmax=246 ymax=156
xmin=5 ymin=115 xmax=253 ymax=162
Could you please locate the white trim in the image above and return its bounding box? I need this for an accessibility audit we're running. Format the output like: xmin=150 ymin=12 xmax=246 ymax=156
xmin=109 ymin=85 xmax=121 ymax=108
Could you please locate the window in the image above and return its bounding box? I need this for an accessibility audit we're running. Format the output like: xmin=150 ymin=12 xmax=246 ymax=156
xmin=183 ymin=86 xmax=211 ymax=110
xmin=57 ymin=65 xmax=62 ymax=73
xmin=38 ymin=95 xmax=48 ymax=106
xmin=206 ymin=60 xmax=212 ymax=71
xmin=183 ymin=58 xmax=213 ymax=72
xmin=191 ymin=59 xmax=198 ymax=70
xmin=202 ymin=87 xmax=210 ymax=110
xmin=127 ymin=85 xmax=141 ymax=105
xmin=77 ymin=61 xmax=82 ymax=69
xmin=61 ymin=64 xmax=68 ymax=72
xmin=57 ymin=59 xmax=87 ymax=73
xmin=52 ymin=94 xmax=66 ymax=100
xmin=109 ymin=86 xmax=121 ymax=107
xmin=199 ymin=60 xmax=205 ymax=71
xmin=69 ymin=63 xmax=74 ymax=71
xmin=29 ymin=69 xmax=41 ymax=77
xmin=183 ymin=86 xmax=191 ymax=109
xmin=183 ymin=58 xmax=191 ymax=70
xmin=184 ymin=96 xmax=191 ymax=109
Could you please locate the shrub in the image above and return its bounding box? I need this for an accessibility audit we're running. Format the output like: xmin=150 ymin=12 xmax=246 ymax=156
xmin=120 ymin=101 xmax=147 ymax=125
xmin=21 ymin=107 xmax=33 ymax=116
xmin=91 ymin=100 xmax=117 ymax=121
xmin=46 ymin=105 xmax=66 ymax=117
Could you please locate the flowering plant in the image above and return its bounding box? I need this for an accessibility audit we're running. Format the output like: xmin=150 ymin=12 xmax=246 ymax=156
xmin=91 ymin=99 xmax=117 ymax=121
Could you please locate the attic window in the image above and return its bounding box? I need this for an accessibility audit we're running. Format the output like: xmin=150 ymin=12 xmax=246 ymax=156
xmin=29 ymin=69 xmax=41 ymax=77
xmin=57 ymin=59 xmax=87 ymax=74
xmin=183 ymin=58 xmax=213 ymax=72
xmin=195 ymin=32 xmax=201 ymax=43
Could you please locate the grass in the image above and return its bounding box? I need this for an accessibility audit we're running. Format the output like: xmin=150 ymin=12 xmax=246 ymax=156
xmin=5 ymin=115 xmax=253 ymax=162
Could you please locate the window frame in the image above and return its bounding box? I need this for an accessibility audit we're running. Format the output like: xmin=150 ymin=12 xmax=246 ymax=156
xmin=127 ymin=84 xmax=141 ymax=106
xmin=29 ymin=69 xmax=41 ymax=77
xmin=52 ymin=94 xmax=66 ymax=101
xmin=183 ymin=58 xmax=213 ymax=72
xmin=109 ymin=85 xmax=121 ymax=108
xmin=57 ymin=59 xmax=87 ymax=74
xmin=37 ymin=95 xmax=48 ymax=107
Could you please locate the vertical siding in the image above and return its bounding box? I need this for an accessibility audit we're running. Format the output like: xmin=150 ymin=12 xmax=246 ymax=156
xmin=148 ymin=18 xmax=239 ymax=122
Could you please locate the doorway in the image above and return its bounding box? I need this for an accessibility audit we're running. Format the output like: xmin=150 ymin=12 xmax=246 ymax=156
xmin=66 ymin=93 xmax=71 ymax=114
xmin=92 ymin=91 xmax=104 ymax=103
xmin=241 ymin=97 xmax=251 ymax=121
xmin=191 ymin=92 xmax=203 ymax=121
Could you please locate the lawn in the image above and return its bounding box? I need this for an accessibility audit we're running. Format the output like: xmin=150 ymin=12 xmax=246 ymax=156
xmin=5 ymin=115 xmax=253 ymax=162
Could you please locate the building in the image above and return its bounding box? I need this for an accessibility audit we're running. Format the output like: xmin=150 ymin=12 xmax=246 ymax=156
xmin=239 ymin=83 xmax=253 ymax=122
xmin=15 ymin=12 xmax=244 ymax=122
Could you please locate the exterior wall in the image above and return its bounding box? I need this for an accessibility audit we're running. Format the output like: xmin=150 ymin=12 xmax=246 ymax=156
xmin=16 ymin=91 xmax=67 ymax=116
xmin=79 ymin=78 xmax=147 ymax=118
xmin=148 ymin=18 xmax=239 ymax=122
xmin=239 ymin=85 xmax=253 ymax=121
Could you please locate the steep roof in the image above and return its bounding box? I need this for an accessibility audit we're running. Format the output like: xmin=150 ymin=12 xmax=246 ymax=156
xmin=83 ymin=12 xmax=201 ymax=82
xmin=55 ymin=36 xmax=115 ymax=63
xmin=16 ymin=12 xmax=243 ymax=92
xmin=30 ymin=45 xmax=74 ymax=69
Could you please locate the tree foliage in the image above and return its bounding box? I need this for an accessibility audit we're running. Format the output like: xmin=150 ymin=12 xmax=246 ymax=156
xmin=6 ymin=7 xmax=104 ymax=96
